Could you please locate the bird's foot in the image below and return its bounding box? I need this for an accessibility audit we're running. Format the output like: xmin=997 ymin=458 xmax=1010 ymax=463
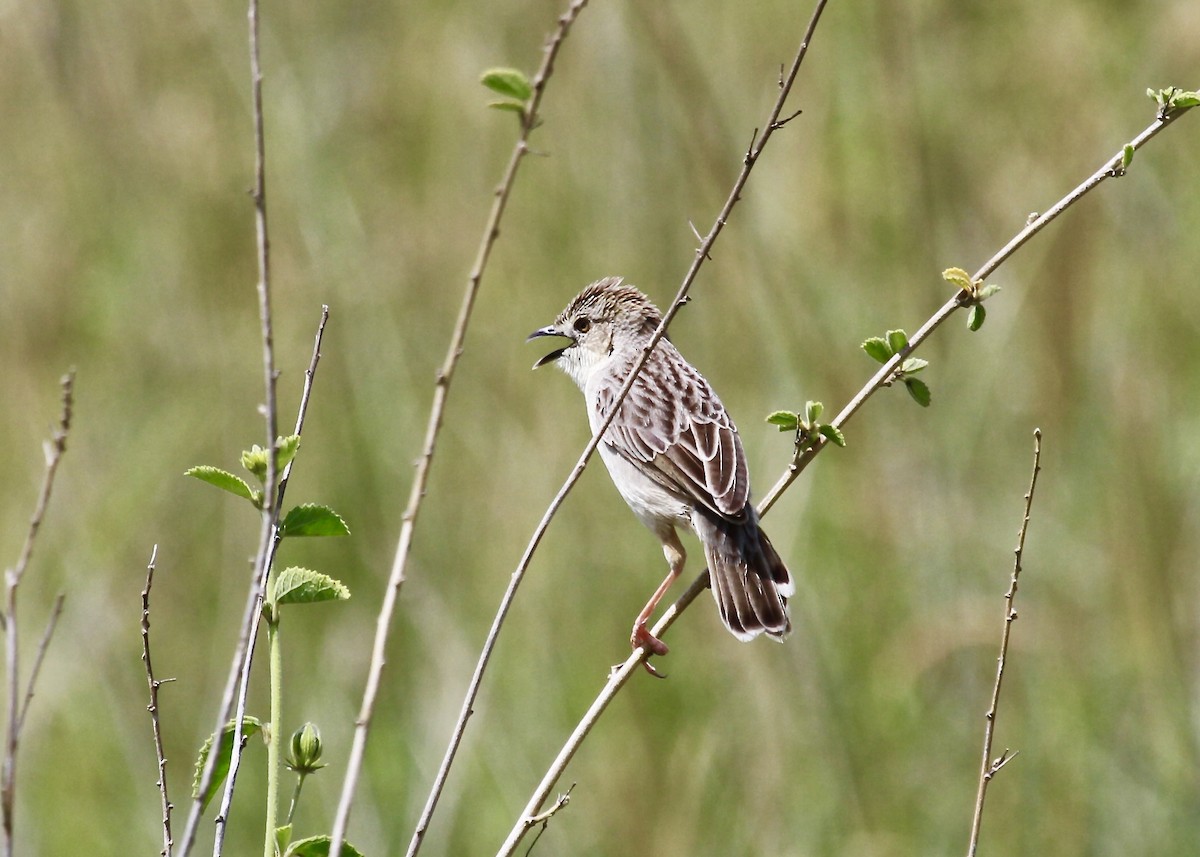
xmin=631 ymin=622 xmax=669 ymax=679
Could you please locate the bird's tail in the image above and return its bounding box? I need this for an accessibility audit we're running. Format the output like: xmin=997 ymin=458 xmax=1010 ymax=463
xmin=694 ymin=509 xmax=793 ymax=642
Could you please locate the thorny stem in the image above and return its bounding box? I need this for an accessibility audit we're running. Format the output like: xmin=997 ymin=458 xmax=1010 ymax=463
xmin=142 ymin=546 xmax=175 ymax=857
xmin=967 ymin=429 xmax=1042 ymax=856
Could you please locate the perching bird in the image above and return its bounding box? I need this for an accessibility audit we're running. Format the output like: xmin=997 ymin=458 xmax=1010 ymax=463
xmin=529 ymin=277 xmax=792 ymax=674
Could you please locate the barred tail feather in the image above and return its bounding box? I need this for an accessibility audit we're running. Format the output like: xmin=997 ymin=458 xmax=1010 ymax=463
xmin=694 ymin=509 xmax=792 ymax=641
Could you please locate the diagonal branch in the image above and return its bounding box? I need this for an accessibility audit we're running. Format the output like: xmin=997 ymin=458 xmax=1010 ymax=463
xmin=332 ymin=3 xmax=595 ymax=856
xmin=487 ymin=2 xmax=833 ymax=853
xmin=498 ymin=96 xmax=1196 ymax=854
xmin=758 ymin=101 xmax=1195 ymax=515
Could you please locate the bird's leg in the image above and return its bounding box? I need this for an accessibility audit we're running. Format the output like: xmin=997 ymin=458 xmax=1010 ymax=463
xmin=631 ymin=531 xmax=685 ymax=677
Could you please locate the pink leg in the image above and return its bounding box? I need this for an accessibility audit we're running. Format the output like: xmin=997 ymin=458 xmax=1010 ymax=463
xmin=631 ymin=531 xmax=686 ymax=678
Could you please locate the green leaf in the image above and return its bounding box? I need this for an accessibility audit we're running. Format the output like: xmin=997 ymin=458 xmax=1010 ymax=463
xmin=276 ymin=825 xmax=293 ymax=857
xmin=283 ymin=835 xmax=366 ymax=857
xmin=975 ymin=283 xmax=1002 ymax=302
xmin=480 ymin=67 xmax=532 ymax=101
xmin=192 ymin=717 xmax=263 ymax=811
xmin=862 ymin=337 xmax=893 ymax=364
xmin=765 ymin=410 xmax=799 ymax=430
xmin=904 ymin=377 xmax=932 ymax=407
xmin=280 ymin=504 xmax=351 ymax=538
xmin=1121 ymin=144 xmax=1135 ymax=170
xmin=818 ymin=424 xmax=847 ymax=447
xmin=900 ymin=357 xmax=928 ymax=375
xmin=487 ymin=100 xmax=526 ymax=116
xmin=942 ymin=267 xmax=973 ymax=291
xmin=886 ymin=329 xmax=909 ymax=354
xmin=1174 ymin=91 xmax=1200 ymax=108
xmin=273 ymin=567 xmax=351 ymax=606
xmin=804 ymin=401 xmax=824 ymax=425
xmin=968 ymin=304 xmax=987 ymax=331
xmin=185 ymin=466 xmax=260 ymax=506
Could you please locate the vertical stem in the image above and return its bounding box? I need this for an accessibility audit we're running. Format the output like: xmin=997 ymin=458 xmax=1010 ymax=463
xmin=967 ymin=429 xmax=1042 ymax=856
xmin=264 ymin=613 xmax=282 ymax=857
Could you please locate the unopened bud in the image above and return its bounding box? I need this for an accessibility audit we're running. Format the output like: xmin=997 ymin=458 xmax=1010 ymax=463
xmin=286 ymin=722 xmax=325 ymax=774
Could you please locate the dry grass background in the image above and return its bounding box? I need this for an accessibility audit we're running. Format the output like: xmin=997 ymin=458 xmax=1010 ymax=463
xmin=1 ymin=0 xmax=1198 ymax=854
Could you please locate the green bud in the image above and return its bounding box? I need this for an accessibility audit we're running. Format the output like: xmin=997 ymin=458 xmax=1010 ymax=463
xmin=286 ymin=722 xmax=326 ymax=775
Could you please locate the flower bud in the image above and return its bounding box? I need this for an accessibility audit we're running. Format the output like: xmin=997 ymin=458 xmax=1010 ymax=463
xmin=286 ymin=722 xmax=325 ymax=774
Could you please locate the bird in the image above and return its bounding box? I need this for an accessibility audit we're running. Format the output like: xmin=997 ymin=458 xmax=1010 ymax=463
xmin=528 ymin=276 xmax=792 ymax=674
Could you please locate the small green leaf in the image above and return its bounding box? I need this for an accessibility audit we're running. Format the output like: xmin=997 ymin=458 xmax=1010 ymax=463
xmin=818 ymin=424 xmax=846 ymax=447
xmin=280 ymin=504 xmax=351 ymax=538
xmin=273 ymin=567 xmax=351 ymax=606
xmin=942 ymin=267 xmax=973 ymax=291
xmin=480 ymin=67 xmax=532 ymax=101
xmin=862 ymin=337 xmax=894 ymax=364
xmin=1173 ymin=91 xmax=1200 ymax=108
xmin=886 ymin=329 xmax=909 ymax=354
xmin=968 ymin=304 xmax=987 ymax=331
xmin=284 ymin=835 xmax=367 ymax=857
xmin=487 ymin=100 xmax=526 ymax=116
xmin=804 ymin=401 xmax=824 ymax=425
xmin=275 ymin=825 xmax=293 ymax=857
xmin=185 ymin=466 xmax=260 ymax=506
xmin=975 ymin=283 xmax=1002 ymax=302
xmin=900 ymin=357 xmax=928 ymax=375
xmin=1121 ymin=144 xmax=1135 ymax=170
xmin=765 ymin=410 xmax=799 ymax=430
xmin=193 ymin=717 xmax=263 ymax=811
xmin=904 ymin=377 xmax=932 ymax=407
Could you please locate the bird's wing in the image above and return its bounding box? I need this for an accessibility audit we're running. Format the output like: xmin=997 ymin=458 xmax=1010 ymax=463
xmin=595 ymin=344 xmax=749 ymax=520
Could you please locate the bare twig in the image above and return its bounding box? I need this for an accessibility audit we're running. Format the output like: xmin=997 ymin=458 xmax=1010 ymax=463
xmin=142 ymin=546 xmax=175 ymax=857
xmin=318 ymin=2 xmax=592 ymax=855
xmin=967 ymin=429 xmax=1043 ymax=856
xmin=2 ymin=370 xmax=74 ymax=857
xmin=520 ymin=784 xmax=575 ymax=856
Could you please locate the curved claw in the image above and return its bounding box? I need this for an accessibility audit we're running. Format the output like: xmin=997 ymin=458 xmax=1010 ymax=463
xmin=631 ymin=622 xmax=670 ymax=679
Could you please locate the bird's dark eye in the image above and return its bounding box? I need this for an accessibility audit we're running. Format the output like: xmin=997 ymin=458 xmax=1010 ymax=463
xmin=573 ymin=317 xmax=592 ymax=334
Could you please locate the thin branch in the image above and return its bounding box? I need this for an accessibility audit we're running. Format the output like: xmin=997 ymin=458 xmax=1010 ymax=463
xmin=142 ymin=546 xmax=175 ymax=857
xmin=15 ymin=594 xmax=64 ymax=738
xmin=758 ymin=101 xmax=1195 ymax=516
xmin=967 ymin=429 xmax=1043 ymax=857
xmin=500 ymin=95 xmax=1196 ymax=853
xmin=323 ymin=2 xmax=593 ymax=855
xmin=2 ymin=369 xmax=74 ymax=857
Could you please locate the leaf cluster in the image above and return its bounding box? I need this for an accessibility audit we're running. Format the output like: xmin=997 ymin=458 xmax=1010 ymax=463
xmin=861 ymin=329 xmax=932 ymax=407
xmin=766 ymin=401 xmax=846 ymax=451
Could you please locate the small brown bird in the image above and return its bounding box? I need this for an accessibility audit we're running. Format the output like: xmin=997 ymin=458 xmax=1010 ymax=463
xmin=529 ymin=277 xmax=792 ymax=673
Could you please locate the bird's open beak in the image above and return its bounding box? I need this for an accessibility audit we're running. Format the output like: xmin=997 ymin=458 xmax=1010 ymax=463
xmin=527 ymin=326 xmax=573 ymax=369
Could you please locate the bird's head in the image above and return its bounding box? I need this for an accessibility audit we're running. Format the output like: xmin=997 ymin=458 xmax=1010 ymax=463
xmin=527 ymin=277 xmax=664 ymax=387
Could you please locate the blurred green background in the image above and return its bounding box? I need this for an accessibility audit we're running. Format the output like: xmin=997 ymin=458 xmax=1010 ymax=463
xmin=1 ymin=0 xmax=1198 ymax=854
